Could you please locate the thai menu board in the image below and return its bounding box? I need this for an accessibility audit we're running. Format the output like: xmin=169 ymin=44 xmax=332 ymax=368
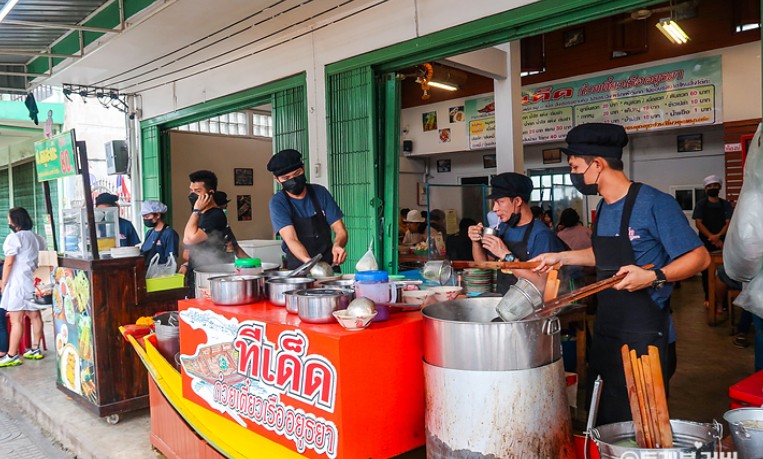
xmin=52 ymin=267 xmax=96 ymax=403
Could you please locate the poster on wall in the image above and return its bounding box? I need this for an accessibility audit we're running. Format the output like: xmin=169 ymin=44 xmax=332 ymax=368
xmin=237 ymin=195 xmax=252 ymax=221
xmin=521 ymin=55 xmax=723 ymax=143
xmin=422 ymin=111 xmax=438 ymax=131
xmin=465 ymin=96 xmax=496 ymax=150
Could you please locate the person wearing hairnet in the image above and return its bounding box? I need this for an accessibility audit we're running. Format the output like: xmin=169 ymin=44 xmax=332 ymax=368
xmin=140 ymin=200 xmax=179 ymax=265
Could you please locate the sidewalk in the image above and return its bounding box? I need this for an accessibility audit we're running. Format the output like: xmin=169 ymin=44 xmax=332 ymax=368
xmin=0 ymin=310 xmax=159 ymax=459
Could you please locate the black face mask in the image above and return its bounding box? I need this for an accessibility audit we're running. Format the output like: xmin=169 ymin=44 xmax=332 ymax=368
xmin=505 ymin=200 xmax=521 ymax=228
xmin=188 ymin=193 xmax=198 ymax=209
xmin=282 ymin=174 xmax=307 ymax=195
xmin=570 ymin=163 xmax=600 ymax=196
xmin=706 ymin=189 xmax=720 ymax=198
xmin=143 ymin=218 xmax=158 ymax=228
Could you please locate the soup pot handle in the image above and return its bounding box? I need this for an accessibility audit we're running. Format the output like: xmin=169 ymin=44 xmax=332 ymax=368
xmin=542 ymin=317 xmax=561 ymax=336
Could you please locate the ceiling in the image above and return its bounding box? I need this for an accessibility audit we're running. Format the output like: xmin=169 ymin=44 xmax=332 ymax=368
xmin=0 ymin=0 xmax=114 ymax=92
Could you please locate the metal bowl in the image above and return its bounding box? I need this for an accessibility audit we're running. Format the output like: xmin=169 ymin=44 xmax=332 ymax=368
xmin=283 ymin=289 xmax=301 ymax=314
xmin=266 ymin=277 xmax=315 ymax=306
xmin=208 ymin=275 xmax=265 ymax=305
xmin=294 ymin=288 xmax=353 ymax=324
xmin=316 ymin=279 xmax=355 ymax=289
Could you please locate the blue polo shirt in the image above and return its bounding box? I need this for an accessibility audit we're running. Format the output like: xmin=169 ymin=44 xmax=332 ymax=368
xmin=141 ymin=226 xmax=180 ymax=264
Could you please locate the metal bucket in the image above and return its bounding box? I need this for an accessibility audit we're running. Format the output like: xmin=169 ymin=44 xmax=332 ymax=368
xmin=154 ymin=311 xmax=180 ymax=363
xmin=592 ymin=420 xmax=722 ymax=458
xmin=422 ymin=297 xmax=560 ymax=371
xmin=724 ymin=407 xmax=763 ymax=458
xmin=193 ymin=263 xmax=235 ymax=298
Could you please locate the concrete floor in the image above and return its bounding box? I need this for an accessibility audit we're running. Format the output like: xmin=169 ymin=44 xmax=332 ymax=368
xmin=0 ymin=276 xmax=754 ymax=458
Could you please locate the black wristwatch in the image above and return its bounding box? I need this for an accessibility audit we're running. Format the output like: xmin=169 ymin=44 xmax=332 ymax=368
xmin=503 ymin=253 xmax=516 ymax=262
xmin=652 ymin=268 xmax=667 ymax=290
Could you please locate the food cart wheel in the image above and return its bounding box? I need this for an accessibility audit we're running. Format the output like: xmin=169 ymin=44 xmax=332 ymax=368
xmin=105 ymin=414 xmax=120 ymax=425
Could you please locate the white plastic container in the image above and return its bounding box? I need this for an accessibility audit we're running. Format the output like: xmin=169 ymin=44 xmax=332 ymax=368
xmin=237 ymin=239 xmax=284 ymax=266
xmin=354 ymin=271 xmax=397 ymax=321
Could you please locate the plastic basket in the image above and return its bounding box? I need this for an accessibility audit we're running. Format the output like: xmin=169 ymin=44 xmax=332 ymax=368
xmin=146 ymin=274 xmax=185 ymax=293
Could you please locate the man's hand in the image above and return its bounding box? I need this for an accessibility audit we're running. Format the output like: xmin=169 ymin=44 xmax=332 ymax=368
xmin=194 ymin=193 xmax=212 ymax=211
xmin=332 ymin=245 xmax=347 ymax=266
xmin=531 ymin=252 xmax=565 ymax=273
xmin=613 ymin=265 xmax=655 ymax=292
xmin=481 ymin=234 xmax=509 ymax=260
xmin=467 ymin=223 xmax=484 ymax=243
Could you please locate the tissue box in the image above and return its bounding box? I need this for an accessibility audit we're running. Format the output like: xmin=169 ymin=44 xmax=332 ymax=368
xmin=146 ymin=274 xmax=185 ymax=293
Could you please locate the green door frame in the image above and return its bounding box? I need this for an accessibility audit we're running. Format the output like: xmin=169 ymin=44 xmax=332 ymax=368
xmin=139 ymin=73 xmax=308 ymax=226
xmin=325 ymin=0 xmax=666 ymax=271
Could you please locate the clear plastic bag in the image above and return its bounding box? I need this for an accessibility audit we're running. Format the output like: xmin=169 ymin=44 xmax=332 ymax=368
xmin=355 ymin=240 xmax=379 ymax=272
xmin=146 ymin=253 xmax=177 ymax=279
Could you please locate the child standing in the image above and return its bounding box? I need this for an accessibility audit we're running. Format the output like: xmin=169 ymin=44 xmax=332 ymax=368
xmin=0 ymin=207 xmax=46 ymax=367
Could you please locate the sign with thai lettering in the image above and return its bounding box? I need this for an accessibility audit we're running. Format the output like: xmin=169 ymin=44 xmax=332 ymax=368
xmin=521 ymin=56 xmax=723 ymax=143
xmin=464 ymin=95 xmax=496 ymax=150
xmin=34 ymin=130 xmax=78 ymax=181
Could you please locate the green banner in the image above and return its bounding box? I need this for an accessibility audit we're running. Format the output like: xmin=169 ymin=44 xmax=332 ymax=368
xmin=34 ymin=130 xmax=78 ymax=182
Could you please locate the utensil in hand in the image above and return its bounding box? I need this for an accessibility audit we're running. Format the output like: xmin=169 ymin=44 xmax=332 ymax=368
xmin=309 ymin=261 xmax=335 ymax=278
xmin=286 ymin=254 xmax=322 ymax=278
xmin=482 ymin=226 xmax=498 ymax=238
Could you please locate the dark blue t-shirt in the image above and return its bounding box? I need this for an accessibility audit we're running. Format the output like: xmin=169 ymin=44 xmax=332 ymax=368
xmin=269 ymin=184 xmax=344 ymax=251
xmin=118 ymin=218 xmax=141 ymax=247
xmin=141 ymin=226 xmax=180 ymax=264
xmin=691 ymin=198 xmax=733 ymax=221
xmin=595 ymin=184 xmax=703 ymax=307
xmin=496 ymin=219 xmax=566 ymax=259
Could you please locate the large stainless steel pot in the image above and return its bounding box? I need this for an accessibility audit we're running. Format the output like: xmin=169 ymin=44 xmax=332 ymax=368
xmin=422 ymin=297 xmax=560 ymax=371
xmin=208 ymin=275 xmax=265 ymax=305
xmin=294 ymin=288 xmax=353 ymax=324
xmin=724 ymin=407 xmax=763 ymax=458
xmin=592 ymin=420 xmax=721 ymax=458
xmin=266 ymin=277 xmax=314 ymax=306
xmin=194 ymin=263 xmax=235 ymax=298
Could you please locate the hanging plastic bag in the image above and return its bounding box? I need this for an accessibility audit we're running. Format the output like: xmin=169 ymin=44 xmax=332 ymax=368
xmin=355 ymin=240 xmax=379 ymax=272
xmin=733 ymin=274 xmax=763 ymax=317
xmin=146 ymin=253 xmax=177 ymax=279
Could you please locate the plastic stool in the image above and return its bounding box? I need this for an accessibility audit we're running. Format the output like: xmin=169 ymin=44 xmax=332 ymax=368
xmin=5 ymin=314 xmax=48 ymax=354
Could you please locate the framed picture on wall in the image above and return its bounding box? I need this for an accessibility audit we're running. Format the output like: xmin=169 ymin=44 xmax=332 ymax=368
xmin=483 ymin=154 xmax=497 ymax=169
xmin=677 ymin=134 xmax=703 ymax=152
xmin=234 ymin=168 xmax=254 ymax=186
xmin=436 ymin=159 xmax=451 ymax=173
xmin=542 ymin=148 xmax=562 ymax=164
xmin=237 ymin=195 xmax=252 ymax=221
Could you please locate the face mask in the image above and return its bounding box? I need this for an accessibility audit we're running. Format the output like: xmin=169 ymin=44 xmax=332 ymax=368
xmin=282 ymin=174 xmax=307 ymax=195
xmin=570 ymin=163 xmax=600 ymax=196
xmin=505 ymin=200 xmax=521 ymax=228
xmin=143 ymin=218 xmax=158 ymax=228
xmin=706 ymin=189 xmax=720 ymax=198
xmin=188 ymin=193 xmax=198 ymax=209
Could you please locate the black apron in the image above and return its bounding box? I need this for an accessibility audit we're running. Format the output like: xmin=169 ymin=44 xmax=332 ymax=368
xmin=698 ymin=199 xmax=726 ymax=251
xmin=588 ymin=183 xmax=670 ymax=425
xmin=284 ymin=185 xmax=334 ymax=270
xmin=141 ymin=225 xmax=167 ymax=264
xmin=495 ymin=219 xmax=535 ymax=295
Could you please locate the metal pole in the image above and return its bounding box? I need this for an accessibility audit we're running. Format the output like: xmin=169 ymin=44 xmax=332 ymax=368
xmin=42 ymin=181 xmax=58 ymax=252
xmin=77 ymin=139 xmax=100 ymax=260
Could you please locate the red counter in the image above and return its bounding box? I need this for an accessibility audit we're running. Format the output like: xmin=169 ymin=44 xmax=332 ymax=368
xmin=178 ymin=299 xmax=425 ymax=459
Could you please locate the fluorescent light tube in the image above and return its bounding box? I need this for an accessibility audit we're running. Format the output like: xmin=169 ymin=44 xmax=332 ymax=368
xmin=0 ymin=0 xmax=19 ymax=23
xmin=428 ymin=80 xmax=458 ymax=91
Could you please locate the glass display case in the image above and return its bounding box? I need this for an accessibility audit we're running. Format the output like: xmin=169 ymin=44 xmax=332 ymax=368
xmin=62 ymin=207 xmax=120 ymax=258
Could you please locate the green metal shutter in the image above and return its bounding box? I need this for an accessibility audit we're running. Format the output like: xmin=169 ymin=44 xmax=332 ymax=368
xmin=0 ymin=168 xmax=9 ymax=241
xmin=142 ymin=125 xmax=161 ymax=200
xmin=12 ymin=163 xmax=36 ymax=217
xmin=380 ymin=74 xmax=401 ymax=272
xmin=272 ymin=85 xmax=308 ymax=163
xmin=326 ymin=66 xmax=382 ymax=269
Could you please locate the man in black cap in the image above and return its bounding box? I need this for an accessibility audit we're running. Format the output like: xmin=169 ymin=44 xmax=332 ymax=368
xmin=467 ymin=172 xmax=565 ymax=294
xmin=267 ymin=149 xmax=347 ymax=269
xmin=533 ymin=123 xmax=710 ymax=425
xmin=95 ymin=193 xmax=140 ymax=247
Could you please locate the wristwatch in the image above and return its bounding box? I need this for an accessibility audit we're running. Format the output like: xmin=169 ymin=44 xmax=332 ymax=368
xmin=652 ymin=268 xmax=667 ymax=290
xmin=503 ymin=253 xmax=516 ymax=263
xmin=192 ymin=209 xmax=202 ymax=214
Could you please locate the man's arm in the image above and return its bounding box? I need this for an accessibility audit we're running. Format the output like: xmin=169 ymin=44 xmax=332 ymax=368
xmin=694 ymin=219 xmax=714 ymax=240
xmin=183 ymin=193 xmax=213 ymax=245
xmin=330 ymin=219 xmax=348 ymax=265
xmin=279 ymin=225 xmax=312 ymax=264
xmin=531 ymin=247 xmax=596 ymax=272
xmin=613 ymin=245 xmax=710 ymax=292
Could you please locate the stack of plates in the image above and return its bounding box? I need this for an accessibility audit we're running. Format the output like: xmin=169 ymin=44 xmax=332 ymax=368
xmin=110 ymin=247 xmax=141 ymax=258
xmin=462 ymin=269 xmax=493 ymax=295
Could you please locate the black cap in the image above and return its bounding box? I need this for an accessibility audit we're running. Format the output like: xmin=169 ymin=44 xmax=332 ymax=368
xmin=267 ymin=149 xmax=304 ymax=177
xmin=488 ymin=172 xmax=533 ymax=201
xmin=561 ymin=123 xmax=629 ymax=159
xmin=95 ymin=193 xmax=119 ymax=206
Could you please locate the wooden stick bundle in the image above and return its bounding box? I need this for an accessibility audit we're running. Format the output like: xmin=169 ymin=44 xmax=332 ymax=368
xmin=621 ymin=345 xmax=673 ymax=448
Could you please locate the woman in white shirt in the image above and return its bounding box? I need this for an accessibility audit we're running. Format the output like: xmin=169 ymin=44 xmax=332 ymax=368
xmin=0 ymin=207 xmax=46 ymax=367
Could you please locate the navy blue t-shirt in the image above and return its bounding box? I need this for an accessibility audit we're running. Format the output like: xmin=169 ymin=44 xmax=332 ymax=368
xmin=269 ymin=184 xmax=343 ymax=251
xmin=141 ymin=226 xmax=180 ymax=264
xmin=691 ymin=198 xmax=733 ymax=221
xmin=118 ymin=218 xmax=141 ymax=247
xmin=496 ymin=219 xmax=566 ymax=259
xmin=595 ymin=184 xmax=703 ymax=308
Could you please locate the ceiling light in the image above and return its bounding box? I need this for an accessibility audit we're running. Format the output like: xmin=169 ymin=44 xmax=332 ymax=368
xmin=656 ymin=18 xmax=689 ymax=44
xmin=0 ymin=0 xmax=19 ymax=23
xmin=427 ymin=80 xmax=458 ymax=91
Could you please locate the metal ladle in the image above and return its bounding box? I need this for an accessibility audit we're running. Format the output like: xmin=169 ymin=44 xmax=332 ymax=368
xmin=285 ymin=253 xmax=322 ymax=278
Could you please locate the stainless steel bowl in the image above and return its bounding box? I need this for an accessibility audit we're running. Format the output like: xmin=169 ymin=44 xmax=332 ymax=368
xmin=283 ymin=289 xmax=301 ymax=314
xmin=266 ymin=277 xmax=315 ymax=306
xmin=316 ymin=279 xmax=355 ymax=289
xmin=294 ymin=288 xmax=354 ymax=323
xmin=208 ymin=275 xmax=265 ymax=305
